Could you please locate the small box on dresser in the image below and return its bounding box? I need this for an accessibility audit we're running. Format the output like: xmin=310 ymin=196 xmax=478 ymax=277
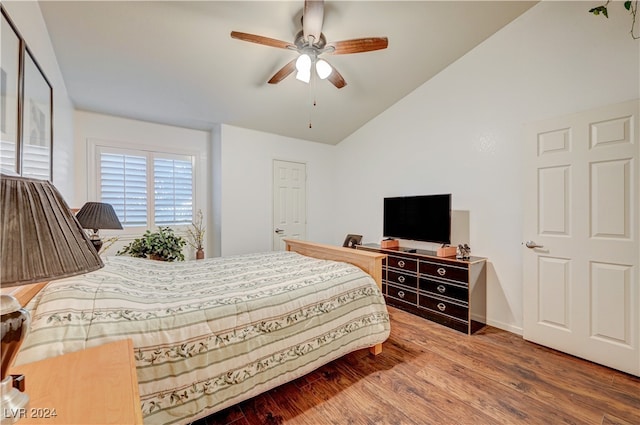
xmin=357 ymin=243 xmax=487 ymax=334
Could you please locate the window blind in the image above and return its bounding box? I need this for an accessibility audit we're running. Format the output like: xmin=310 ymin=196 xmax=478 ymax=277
xmin=97 ymin=147 xmax=194 ymax=228
xmin=0 ymin=140 xmax=16 ymax=174
xmin=100 ymin=152 xmax=148 ymax=227
xmin=154 ymin=157 xmax=193 ymax=225
xmin=21 ymin=144 xmax=50 ymax=180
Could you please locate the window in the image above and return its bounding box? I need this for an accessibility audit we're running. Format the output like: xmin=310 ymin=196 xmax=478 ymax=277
xmin=154 ymin=157 xmax=193 ymax=226
xmin=95 ymin=145 xmax=194 ymax=228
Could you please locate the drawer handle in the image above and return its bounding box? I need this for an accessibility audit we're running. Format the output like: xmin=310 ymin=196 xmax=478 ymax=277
xmin=398 ymin=276 xmax=406 ymax=284
xmin=398 ymin=260 xmax=406 ymax=268
xmin=437 ymin=267 xmax=446 ymax=276
xmin=398 ymin=290 xmax=405 ymax=299
xmin=437 ymin=285 xmax=446 ymax=294
xmin=437 ymin=303 xmax=446 ymax=312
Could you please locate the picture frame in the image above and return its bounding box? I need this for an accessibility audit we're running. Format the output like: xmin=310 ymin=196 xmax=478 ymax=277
xmin=0 ymin=8 xmax=21 ymax=175
xmin=1 ymin=5 xmax=53 ymax=181
xmin=21 ymin=47 xmax=53 ymax=181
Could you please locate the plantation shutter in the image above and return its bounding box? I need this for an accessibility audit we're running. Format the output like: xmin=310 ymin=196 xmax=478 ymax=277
xmin=21 ymin=144 xmax=50 ymax=180
xmin=99 ymin=151 xmax=148 ymax=227
xmin=154 ymin=156 xmax=193 ymax=226
xmin=0 ymin=141 xmax=16 ymax=174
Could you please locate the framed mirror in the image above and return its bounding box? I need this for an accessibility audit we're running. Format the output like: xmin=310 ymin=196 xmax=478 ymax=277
xmin=1 ymin=5 xmax=53 ymax=181
xmin=21 ymin=48 xmax=52 ymax=181
xmin=0 ymin=8 xmax=21 ymax=175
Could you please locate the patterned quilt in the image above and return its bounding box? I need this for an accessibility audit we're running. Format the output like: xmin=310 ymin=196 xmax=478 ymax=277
xmin=16 ymin=251 xmax=390 ymax=424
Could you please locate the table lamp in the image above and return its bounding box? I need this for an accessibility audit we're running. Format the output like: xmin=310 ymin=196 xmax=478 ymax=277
xmin=74 ymin=202 xmax=123 ymax=252
xmin=1 ymin=174 xmax=104 ymax=423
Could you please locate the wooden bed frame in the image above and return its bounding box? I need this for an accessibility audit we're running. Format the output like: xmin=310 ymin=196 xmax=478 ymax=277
xmin=285 ymin=239 xmax=387 ymax=355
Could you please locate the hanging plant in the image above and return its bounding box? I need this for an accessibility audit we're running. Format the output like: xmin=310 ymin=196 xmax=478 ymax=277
xmin=589 ymin=1 xmax=639 ymax=39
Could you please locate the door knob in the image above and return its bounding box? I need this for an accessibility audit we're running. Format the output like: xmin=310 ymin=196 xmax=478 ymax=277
xmin=275 ymin=228 xmax=284 ymax=234
xmin=525 ymin=240 xmax=544 ymax=249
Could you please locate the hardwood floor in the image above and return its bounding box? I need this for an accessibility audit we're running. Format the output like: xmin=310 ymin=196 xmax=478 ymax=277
xmin=192 ymin=306 xmax=640 ymax=425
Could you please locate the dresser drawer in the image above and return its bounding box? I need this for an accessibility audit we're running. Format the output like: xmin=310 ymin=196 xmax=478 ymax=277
xmin=419 ymin=278 xmax=468 ymax=304
xmin=388 ymin=255 xmax=418 ymax=272
xmin=387 ymin=284 xmax=418 ymax=305
xmin=419 ymin=261 xmax=468 ymax=283
xmin=387 ymin=270 xmax=418 ymax=288
xmin=418 ymin=294 xmax=468 ymax=322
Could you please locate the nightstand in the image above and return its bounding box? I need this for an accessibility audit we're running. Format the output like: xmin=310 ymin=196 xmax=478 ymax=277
xmin=8 ymin=339 xmax=143 ymax=424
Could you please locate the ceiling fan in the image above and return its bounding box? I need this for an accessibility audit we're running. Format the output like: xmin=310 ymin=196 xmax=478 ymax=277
xmin=230 ymin=0 xmax=388 ymax=89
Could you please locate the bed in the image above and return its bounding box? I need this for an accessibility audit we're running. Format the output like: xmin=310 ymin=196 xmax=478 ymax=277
xmin=14 ymin=240 xmax=390 ymax=424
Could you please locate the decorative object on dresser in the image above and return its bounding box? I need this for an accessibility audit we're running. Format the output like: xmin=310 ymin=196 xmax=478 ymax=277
xmin=381 ymin=238 xmax=399 ymax=249
xmin=0 ymin=174 xmax=104 ymax=424
xmin=436 ymin=245 xmax=457 ymax=257
xmin=342 ymin=234 xmax=362 ymax=248
xmin=457 ymin=243 xmax=471 ymax=260
xmin=75 ymin=202 xmax=123 ymax=253
xmin=357 ymin=243 xmax=487 ymax=334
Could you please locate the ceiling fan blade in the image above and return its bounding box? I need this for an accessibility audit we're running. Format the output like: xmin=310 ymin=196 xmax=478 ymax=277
xmin=268 ymin=59 xmax=297 ymax=84
xmin=328 ymin=37 xmax=389 ymax=55
xmin=303 ymin=0 xmax=324 ymax=44
xmin=230 ymin=31 xmax=294 ymax=50
xmin=327 ymin=65 xmax=347 ymax=89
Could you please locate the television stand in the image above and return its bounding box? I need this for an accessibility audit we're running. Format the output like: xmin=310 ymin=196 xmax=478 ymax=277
xmin=357 ymin=243 xmax=487 ymax=334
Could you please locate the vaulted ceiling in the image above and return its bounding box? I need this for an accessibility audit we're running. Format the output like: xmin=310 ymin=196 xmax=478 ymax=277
xmin=38 ymin=1 xmax=537 ymax=144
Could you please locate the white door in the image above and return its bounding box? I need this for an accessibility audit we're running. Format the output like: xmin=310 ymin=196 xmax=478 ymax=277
xmin=523 ymin=99 xmax=639 ymax=376
xmin=272 ymin=160 xmax=307 ymax=251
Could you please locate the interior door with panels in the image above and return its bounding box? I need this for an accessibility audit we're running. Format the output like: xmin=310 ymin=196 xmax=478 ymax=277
xmin=272 ymin=160 xmax=307 ymax=251
xmin=523 ymin=99 xmax=639 ymax=376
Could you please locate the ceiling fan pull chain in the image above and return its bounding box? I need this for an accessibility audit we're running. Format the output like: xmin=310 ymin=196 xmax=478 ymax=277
xmin=308 ymin=73 xmax=316 ymax=128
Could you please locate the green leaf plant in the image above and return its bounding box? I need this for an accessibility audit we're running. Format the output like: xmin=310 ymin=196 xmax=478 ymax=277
xmin=589 ymin=0 xmax=639 ymax=39
xmin=117 ymin=227 xmax=186 ymax=261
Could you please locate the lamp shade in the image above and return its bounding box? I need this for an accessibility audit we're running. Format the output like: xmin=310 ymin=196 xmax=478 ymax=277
xmin=0 ymin=174 xmax=104 ymax=288
xmin=75 ymin=202 xmax=123 ymax=231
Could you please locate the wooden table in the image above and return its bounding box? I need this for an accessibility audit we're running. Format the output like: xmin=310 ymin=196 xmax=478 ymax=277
xmin=9 ymin=339 xmax=143 ymax=424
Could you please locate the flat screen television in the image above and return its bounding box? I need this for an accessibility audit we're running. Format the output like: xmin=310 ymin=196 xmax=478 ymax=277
xmin=383 ymin=194 xmax=451 ymax=244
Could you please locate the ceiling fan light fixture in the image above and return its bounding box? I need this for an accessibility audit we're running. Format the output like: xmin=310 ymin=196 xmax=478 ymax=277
xmin=295 ymin=54 xmax=311 ymax=73
xmin=295 ymin=53 xmax=312 ymax=83
xmin=296 ymin=70 xmax=311 ymax=83
xmin=315 ymin=59 xmax=332 ymax=79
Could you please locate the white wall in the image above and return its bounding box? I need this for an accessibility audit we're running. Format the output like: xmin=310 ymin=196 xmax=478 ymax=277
xmin=74 ymin=110 xmax=212 ymax=258
xmin=218 ymin=124 xmax=335 ymax=256
xmin=333 ymin=1 xmax=639 ymax=333
xmin=2 ymin=1 xmax=76 ymax=201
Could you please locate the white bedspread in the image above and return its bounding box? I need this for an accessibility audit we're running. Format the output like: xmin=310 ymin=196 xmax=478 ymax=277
xmin=16 ymin=251 xmax=390 ymax=424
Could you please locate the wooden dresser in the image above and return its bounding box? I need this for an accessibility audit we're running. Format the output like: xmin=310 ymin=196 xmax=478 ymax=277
xmin=8 ymin=339 xmax=143 ymax=424
xmin=357 ymin=244 xmax=487 ymax=334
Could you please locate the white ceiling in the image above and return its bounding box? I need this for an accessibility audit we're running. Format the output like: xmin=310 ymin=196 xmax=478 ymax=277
xmin=38 ymin=1 xmax=536 ymax=145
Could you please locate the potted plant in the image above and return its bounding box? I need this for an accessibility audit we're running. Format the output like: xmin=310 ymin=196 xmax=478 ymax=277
xmin=117 ymin=227 xmax=186 ymax=261
xmin=187 ymin=209 xmax=206 ymax=259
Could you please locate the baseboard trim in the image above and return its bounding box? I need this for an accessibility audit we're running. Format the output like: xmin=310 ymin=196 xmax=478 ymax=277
xmin=485 ymin=318 xmax=523 ymax=336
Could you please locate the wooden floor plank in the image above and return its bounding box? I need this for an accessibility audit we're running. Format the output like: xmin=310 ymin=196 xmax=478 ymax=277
xmin=410 ymin=319 xmax=640 ymax=424
xmin=337 ymin=339 xmax=498 ymax=424
xmin=195 ymin=307 xmax=640 ymax=425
